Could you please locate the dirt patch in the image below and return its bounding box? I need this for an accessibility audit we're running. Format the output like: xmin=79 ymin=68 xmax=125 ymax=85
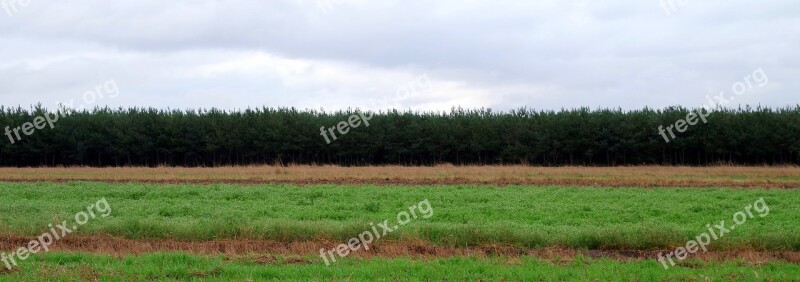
xmin=255 ymin=255 xmax=277 ymax=264
xmin=3 ymin=176 xmax=800 ymax=189
xmin=0 ymin=235 xmax=797 ymax=265
xmin=284 ymin=256 xmax=309 ymax=264
xmin=1 ymin=166 xmax=799 ymax=188
xmin=0 ymin=266 xmax=18 ymax=275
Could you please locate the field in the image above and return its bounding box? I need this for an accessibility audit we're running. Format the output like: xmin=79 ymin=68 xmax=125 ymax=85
xmin=6 ymin=254 xmax=800 ymax=281
xmin=0 ymin=166 xmax=799 ymax=281
xmin=2 ymin=165 xmax=800 ymax=188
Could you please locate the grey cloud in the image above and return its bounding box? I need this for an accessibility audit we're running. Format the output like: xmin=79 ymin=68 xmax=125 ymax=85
xmin=0 ymin=0 xmax=797 ymax=111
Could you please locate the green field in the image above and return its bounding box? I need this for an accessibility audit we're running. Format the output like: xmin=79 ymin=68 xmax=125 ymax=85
xmin=0 ymin=182 xmax=798 ymax=250
xmin=0 ymin=252 xmax=797 ymax=281
xmin=1 ymin=182 xmax=799 ymax=280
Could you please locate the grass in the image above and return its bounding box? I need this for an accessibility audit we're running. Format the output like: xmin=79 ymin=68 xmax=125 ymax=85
xmin=1 ymin=252 xmax=798 ymax=281
xmin=0 ymin=182 xmax=798 ymax=250
xmin=1 ymin=165 xmax=799 ymax=185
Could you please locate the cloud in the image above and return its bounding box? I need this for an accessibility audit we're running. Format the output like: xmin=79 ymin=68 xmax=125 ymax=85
xmin=0 ymin=0 xmax=797 ymax=111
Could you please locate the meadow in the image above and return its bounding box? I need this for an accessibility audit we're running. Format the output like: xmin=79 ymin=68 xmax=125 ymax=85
xmin=1 ymin=253 xmax=798 ymax=281
xmin=0 ymin=167 xmax=798 ymax=280
xmin=0 ymin=182 xmax=798 ymax=249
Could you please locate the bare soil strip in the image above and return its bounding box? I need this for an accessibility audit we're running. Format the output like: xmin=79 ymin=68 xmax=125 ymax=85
xmin=0 ymin=235 xmax=797 ymax=265
xmin=0 ymin=166 xmax=799 ymax=188
xmin=4 ymin=177 xmax=800 ymax=188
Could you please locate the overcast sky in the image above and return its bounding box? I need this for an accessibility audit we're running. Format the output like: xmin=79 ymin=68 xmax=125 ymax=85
xmin=0 ymin=0 xmax=797 ymax=112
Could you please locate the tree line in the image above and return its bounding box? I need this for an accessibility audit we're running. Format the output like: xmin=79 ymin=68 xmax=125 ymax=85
xmin=1 ymin=105 xmax=798 ymax=167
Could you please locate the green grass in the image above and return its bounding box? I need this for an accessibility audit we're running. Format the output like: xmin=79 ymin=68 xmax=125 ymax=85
xmin=0 ymin=182 xmax=798 ymax=250
xmin=1 ymin=252 xmax=798 ymax=281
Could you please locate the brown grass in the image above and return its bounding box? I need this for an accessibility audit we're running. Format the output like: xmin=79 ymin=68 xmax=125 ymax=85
xmin=0 ymin=234 xmax=797 ymax=265
xmin=0 ymin=165 xmax=799 ymax=188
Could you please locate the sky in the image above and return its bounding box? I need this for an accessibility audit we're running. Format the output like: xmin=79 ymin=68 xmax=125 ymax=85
xmin=0 ymin=0 xmax=798 ymax=112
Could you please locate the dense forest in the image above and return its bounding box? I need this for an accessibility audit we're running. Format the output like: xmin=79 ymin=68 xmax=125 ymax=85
xmin=1 ymin=105 xmax=798 ymax=167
